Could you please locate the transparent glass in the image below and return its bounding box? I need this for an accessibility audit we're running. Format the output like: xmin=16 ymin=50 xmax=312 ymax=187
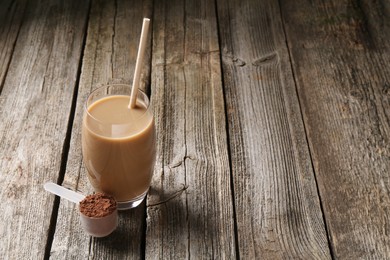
xmin=82 ymin=84 xmax=156 ymax=210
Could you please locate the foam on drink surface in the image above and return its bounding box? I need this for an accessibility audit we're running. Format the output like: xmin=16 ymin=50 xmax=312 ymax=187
xmin=86 ymin=95 xmax=151 ymax=138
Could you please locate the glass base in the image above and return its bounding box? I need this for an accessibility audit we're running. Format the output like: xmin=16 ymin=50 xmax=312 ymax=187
xmin=117 ymin=190 xmax=148 ymax=210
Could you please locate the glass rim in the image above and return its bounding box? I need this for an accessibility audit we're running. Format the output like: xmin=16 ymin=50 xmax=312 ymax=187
xmin=84 ymin=83 xmax=151 ymax=126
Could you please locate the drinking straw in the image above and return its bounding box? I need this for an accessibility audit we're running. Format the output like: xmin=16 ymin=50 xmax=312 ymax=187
xmin=129 ymin=18 xmax=150 ymax=109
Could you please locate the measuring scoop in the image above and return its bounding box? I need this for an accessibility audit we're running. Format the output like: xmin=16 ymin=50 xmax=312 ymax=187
xmin=44 ymin=182 xmax=118 ymax=237
xmin=44 ymin=182 xmax=85 ymax=203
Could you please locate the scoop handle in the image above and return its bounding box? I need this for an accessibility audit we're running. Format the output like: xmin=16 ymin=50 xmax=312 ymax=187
xmin=44 ymin=182 xmax=85 ymax=204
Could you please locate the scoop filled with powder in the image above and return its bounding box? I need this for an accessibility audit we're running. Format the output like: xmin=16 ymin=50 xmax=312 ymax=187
xmin=79 ymin=193 xmax=118 ymax=237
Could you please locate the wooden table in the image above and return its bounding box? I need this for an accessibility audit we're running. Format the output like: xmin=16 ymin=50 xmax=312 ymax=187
xmin=1 ymin=0 xmax=389 ymax=259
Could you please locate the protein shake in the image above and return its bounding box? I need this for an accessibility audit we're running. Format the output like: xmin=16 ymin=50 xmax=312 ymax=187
xmin=82 ymin=84 xmax=156 ymax=210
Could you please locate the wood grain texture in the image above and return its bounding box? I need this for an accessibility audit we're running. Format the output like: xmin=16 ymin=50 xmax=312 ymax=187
xmin=0 ymin=0 xmax=27 ymax=92
xmin=49 ymin=0 xmax=152 ymax=259
xmin=216 ymin=0 xmax=332 ymax=258
xmin=145 ymin=0 xmax=236 ymax=258
xmin=281 ymin=0 xmax=390 ymax=258
xmin=0 ymin=0 xmax=89 ymax=259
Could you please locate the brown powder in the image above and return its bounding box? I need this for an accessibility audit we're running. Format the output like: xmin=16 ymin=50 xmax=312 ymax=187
xmin=79 ymin=193 xmax=117 ymax=218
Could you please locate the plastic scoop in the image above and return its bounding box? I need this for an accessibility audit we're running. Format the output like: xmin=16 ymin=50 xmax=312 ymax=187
xmin=44 ymin=182 xmax=118 ymax=237
xmin=44 ymin=182 xmax=85 ymax=203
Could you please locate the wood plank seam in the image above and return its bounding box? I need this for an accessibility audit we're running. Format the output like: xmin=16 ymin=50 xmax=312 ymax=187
xmin=213 ymin=0 xmax=241 ymax=259
xmin=277 ymin=0 xmax=337 ymax=258
xmin=0 ymin=0 xmax=28 ymax=94
xmin=182 ymin=61 xmax=191 ymax=260
xmin=42 ymin=1 xmax=92 ymax=258
xmin=110 ymin=0 xmax=117 ymax=80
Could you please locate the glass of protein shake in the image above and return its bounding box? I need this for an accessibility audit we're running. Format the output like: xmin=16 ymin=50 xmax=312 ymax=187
xmin=81 ymin=84 xmax=156 ymax=210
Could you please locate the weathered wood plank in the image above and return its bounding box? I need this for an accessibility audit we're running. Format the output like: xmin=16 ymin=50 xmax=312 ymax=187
xmin=216 ymin=0 xmax=332 ymax=258
xmin=0 ymin=0 xmax=27 ymax=92
xmin=0 ymin=0 xmax=89 ymax=259
xmin=50 ymin=0 xmax=152 ymax=258
xmin=281 ymin=0 xmax=390 ymax=258
xmin=145 ymin=0 xmax=236 ymax=258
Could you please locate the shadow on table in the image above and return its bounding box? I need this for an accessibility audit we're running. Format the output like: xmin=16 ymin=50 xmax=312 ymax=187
xmin=87 ymin=185 xmax=216 ymax=256
xmin=144 ymin=186 xmax=218 ymax=251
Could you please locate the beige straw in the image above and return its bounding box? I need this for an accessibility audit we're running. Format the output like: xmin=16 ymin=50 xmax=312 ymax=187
xmin=129 ymin=18 xmax=150 ymax=109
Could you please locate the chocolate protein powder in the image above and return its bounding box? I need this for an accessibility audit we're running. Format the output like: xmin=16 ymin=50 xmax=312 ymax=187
xmin=79 ymin=193 xmax=117 ymax=218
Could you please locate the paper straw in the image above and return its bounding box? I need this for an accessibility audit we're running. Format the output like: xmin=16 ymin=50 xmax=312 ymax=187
xmin=129 ymin=18 xmax=150 ymax=109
